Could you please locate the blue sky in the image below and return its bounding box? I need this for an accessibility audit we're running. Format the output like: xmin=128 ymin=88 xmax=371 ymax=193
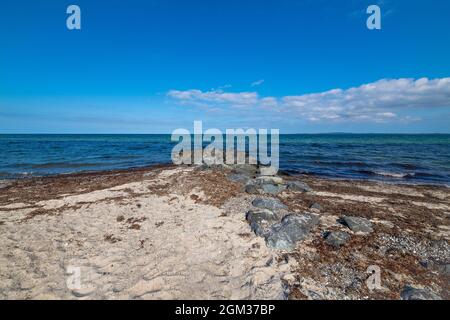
xmin=0 ymin=0 xmax=449 ymax=133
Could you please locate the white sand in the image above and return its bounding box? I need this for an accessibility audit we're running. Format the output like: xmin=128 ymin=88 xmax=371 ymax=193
xmin=0 ymin=167 xmax=292 ymax=299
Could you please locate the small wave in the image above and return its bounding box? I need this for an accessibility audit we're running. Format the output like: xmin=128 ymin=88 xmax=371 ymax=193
xmin=374 ymin=171 xmax=415 ymax=178
xmin=355 ymin=170 xmax=415 ymax=179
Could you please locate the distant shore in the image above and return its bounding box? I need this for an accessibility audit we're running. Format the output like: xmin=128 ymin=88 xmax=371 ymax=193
xmin=0 ymin=163 xmax=448 ymax=299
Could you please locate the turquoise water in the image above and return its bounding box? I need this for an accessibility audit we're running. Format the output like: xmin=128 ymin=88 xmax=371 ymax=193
xmin=0 ymin=134 xmax=449 ymax=185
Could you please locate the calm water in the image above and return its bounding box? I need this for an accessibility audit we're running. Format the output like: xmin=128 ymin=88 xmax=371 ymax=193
xmin=1 ymin=134 xmax=450 ymax=186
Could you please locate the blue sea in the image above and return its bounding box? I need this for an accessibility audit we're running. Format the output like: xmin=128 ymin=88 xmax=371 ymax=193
xmin=1 ymin=134 xmax=449 ymax=186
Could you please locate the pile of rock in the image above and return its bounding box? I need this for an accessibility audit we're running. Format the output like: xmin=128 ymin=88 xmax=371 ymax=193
xmin=227 ymin=164 xmax=312 ymax=196
xmin=225 ymin=163 xmax=325 ymax=250
xmin=246 ymin=197 xmax=320 ymax=250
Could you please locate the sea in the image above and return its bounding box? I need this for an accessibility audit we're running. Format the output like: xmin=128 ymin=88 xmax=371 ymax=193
xmin=1 ymin=134 xmax=449 ymax=186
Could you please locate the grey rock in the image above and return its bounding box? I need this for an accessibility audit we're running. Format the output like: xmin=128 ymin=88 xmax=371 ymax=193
xmin=255 ymin=176 xmax=284 ymax=185
xmin=231 ymin=164 xmax=258 ymax=176
xmin=310 ymin=203 xmax=322 ymax=210
xmin=246 ymin=209 xmax=279 ymax=236
xmin=245 ymin=184 xmax=260 ymax=194
xmin=265 ymin=213 xmax=320 ymax=250
xmin=228 ymin=173 xmax=251 ymax=184
xmin=286 ymin=181 xmax=312 ymax=192
xmin=261 ymin=183 xmax=286 ymax=195
xmin=282 ymin=213 xmax=320 ymax=229
xmin=245 ymin=181 xmax=286 ymax=195
xmin=252 ymin=198 xmax=287 ymax=211
xmin=400 ymin=285 xmax=442 ymax=300
xmin=259 ymin=166 xmax=279 ymax=176
xmin=341 ymin=216 xmax=374 ymax=234
xmin=324 ymin=231 xmax=351 ymax=248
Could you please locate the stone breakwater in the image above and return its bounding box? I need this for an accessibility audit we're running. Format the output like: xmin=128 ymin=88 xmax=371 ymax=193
xmin=0 ymin=163 xmax=449 ymax=300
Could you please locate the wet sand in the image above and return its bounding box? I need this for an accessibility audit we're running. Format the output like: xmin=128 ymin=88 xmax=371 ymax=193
xmin=0 ymin=164 xmax=448 ymax=299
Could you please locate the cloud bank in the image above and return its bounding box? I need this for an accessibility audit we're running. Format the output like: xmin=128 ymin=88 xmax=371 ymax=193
xmin=168 ymin=77 xmax=450 ymax=123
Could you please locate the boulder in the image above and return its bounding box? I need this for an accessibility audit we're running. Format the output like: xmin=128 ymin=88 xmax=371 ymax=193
xmin=228 ymin=173 xmax=251 ymax=184
xmin=245 ymin=184 xmax=260 ymax=194
xmin=265 ymin=213 xmax=320 ymax=250
xmin=261 ymin=184 xmax=286 ymax=195
xmin=252 ymin=198 xmax=287 ymax=211
xmin=246 ymin=209 xmax=279 ymax=236
xmin=286 ymin=181 xmax=312 ymax=192
xmin=259 ymin=166 xmax=279 ymax=176
xmin=341 ymin=216 xmax=374 ymax=234
xmin=310 ymin=203 xmax=322 ymax=210
xmin=255 ymin=176 xmax=284 ymax=185
xmin=400 ymin=285 xmax=442 ymax=300
xmin=231 ymin=164 xmax=258 ymax=177
xmin=324 ymin=231 xmax=351 ymax=248
xmin=245 ymin=181 xmax=286 ymax=195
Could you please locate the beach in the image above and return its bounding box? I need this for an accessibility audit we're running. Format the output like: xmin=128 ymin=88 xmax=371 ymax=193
xmin=0 ymin=163 xmax=448 ymax=300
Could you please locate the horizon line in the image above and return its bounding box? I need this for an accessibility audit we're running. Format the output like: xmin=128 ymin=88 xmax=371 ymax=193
xmin=1 ymin=132 xmax=450 ymax=135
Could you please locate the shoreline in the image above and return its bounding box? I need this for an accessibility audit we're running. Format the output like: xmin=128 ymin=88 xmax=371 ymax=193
xmin=1 ymin=163 xmax=449 ymax=299
xmin=1 ymin=161 xmax=449 ymax=189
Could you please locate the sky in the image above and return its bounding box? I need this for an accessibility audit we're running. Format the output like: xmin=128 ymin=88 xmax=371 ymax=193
xmin=0 ymin=0 xmax=449 ymax=133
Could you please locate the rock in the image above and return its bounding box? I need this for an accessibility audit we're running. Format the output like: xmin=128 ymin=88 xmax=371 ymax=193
xmin=341 ymin=216 xmax=374 ymax=234
xmin=232 ymin=164 xmax=258 ymax=176
xmin=259 ymin=166 xmax=279 ymax=176
xmin=400 ymin=285 xmax=442 ymax=300
xmin=310 ymin=203 xmax=322 ymax=210
xmin=265 ymin=213 xmax=319 ymax=250
xmin=246 ymin=209 xmax=278 ymax=236
xmin=228 ymin=173 xmax=251 ymax=184
xmin=261 ymin=184 xmax=286 ymax=195
xmin=324 ymin=231 xmax=351 ymax=248
xmin=439 ymin=263 xmax=450 ymax=275
xmin=245 ymin=181 xmax=286 ymax=195
xmin=252 ymin=198 xmax=287 ymax=211
xmin=286 ymin=181 xmax=311 ymax=192
xmin=255 ymin=176 xmax=284 ymax=185
xmin=245 ymin=184 xmax=260 ymax=194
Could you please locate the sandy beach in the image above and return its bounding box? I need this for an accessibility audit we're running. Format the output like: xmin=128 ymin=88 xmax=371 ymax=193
xmin=0 ymin=163 xmax=449 ymax=300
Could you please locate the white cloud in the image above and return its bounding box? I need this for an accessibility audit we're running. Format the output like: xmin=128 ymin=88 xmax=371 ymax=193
xmin=167 ymin=77 xmax=450 ymax=123
xmin=251 ymin=79 xmax=265 ymax=87
xmin=167 ymin=89 xmax=258 ymax=108
xmin=281 ymin=78 xmax=450 ymax=122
